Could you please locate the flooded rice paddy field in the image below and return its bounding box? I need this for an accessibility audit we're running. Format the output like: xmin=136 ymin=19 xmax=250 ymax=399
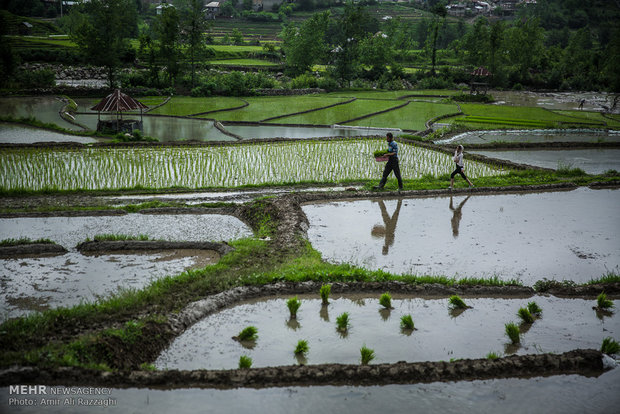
xmin=471 ymin=149 xmax=620 ymax=174
xmin=490 ymin=90 xmax=619 ymax=112
xmin=0 ymin=96 xmax=79 ymax=131
xmin=156 ymin=295 xmax=619 ymax=370
xmin=303 ymin=187 xmax=619 ymax=285
xmin=0 ymin=214 xmax=252 ymax=318
xmin=0 ymin=124 xmax=97 ymax=144
xmin=0 ymin=368 xmax=619 ymax=413
xmin=436 ymin=129 xmax=620 ymax=145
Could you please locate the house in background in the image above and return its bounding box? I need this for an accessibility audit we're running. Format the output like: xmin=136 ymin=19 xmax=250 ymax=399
xmin=204 ymin=1 xmax=220 ymax=19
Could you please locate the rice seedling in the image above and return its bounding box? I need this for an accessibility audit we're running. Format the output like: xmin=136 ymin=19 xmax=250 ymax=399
xmin=527 ymin=301 xmax=542 ymax=316
xmin=517 ymin=307 xmax=534 ymax=324
xmin=360 ymin=345 xmax=375 ymax=365
xmin=238 ymin=355 xmax=252 ymax=369
xmin=486 ymin=352 xmax=500 ymax=360
xmin=505 ymin=322 xmax=521 ymax=344
xmin=0 ymin=237 xmax=53 ymax=246
xmin=92 ymin=234 xmax=150 ymax=242
xmin=320 ymin=284 xmax=331 ymax=305
xmin=600 ymin=337 xmax=620 ymax=355
xmin=235 ymin=326 xmax=258 ymax=342
xmin=294 ymin=339 xmax=309 ymax=356
xmin=336 ymin=312 xmax=350 ymax=331
xmin=287 ymin=296 xmax=301 ymax=319
xmin=400 ymin=314 xmax=415 ymax=330
xmin=379 ymin=292 xmax=392 ymax=309
xmin=448 ymin=295 xmax=468 ymax=309
xmin=597 ymin=292 xmax=614 ymax=310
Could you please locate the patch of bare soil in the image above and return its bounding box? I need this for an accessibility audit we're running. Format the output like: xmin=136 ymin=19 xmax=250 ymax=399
xmin=76 ymin=240 xmax=233 ymax=256
xmin=0 ymin=243 xmax=67 ymax=258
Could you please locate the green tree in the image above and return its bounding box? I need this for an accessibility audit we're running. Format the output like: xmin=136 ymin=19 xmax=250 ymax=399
xmin=231 ymin=28 xmax=244 ymax=45
xmin=358 ymin=32 xmax=394 ymax=80
xmin=504 ymin=18 xmax=545 ymax=84
xmin=67 ymin=0 xmax=138 ymax=88
xmin=281 ymin=10 xmax=330 ymax=76
xmin=178 ymin=0 xmax=210 ymax=88
xmin=428 ymin=3 xmax=447 ymax=75
xmin=153 ymin=5 xmax=181 ymax=86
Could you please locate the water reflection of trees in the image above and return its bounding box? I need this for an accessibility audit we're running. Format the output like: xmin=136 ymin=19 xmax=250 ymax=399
xmin=449 ymin=195 xmax=470 ymax=238
xmin=371 ymin=199 xmax=402 ymax=255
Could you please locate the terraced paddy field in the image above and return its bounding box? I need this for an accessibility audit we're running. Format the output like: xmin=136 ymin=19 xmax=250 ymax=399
xmin=344 ymin=101 xmax=458 ymax=131
xmin=0 ymin=123 xmax=96 ymax=144
xmin=0 ymin=140 xmax=504 ymax=191
xmin=303 ymin=187 xmax=620 ymax=285
xmin=437 ymin=129 xmax=620 ymax=145
xmin=0 ymin=96 xmax=79 ymax=131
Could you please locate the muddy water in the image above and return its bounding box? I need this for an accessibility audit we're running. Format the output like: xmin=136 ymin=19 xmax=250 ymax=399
xmin=471 ymin=149 xmax=620 ymax=174
xmin=0 ymin=123 xmax=97 ymax=144
xmin=0 ymin=214 xmax=252 ymax=318
xmin=436 ymin=129 xmax=620 ymax=145
xmin=0 ymin=96 xmax=79 ymax=130
xmin=2 ymin=369 xmax=620 ymax=413
xmin=490 ymin=91 xmax=618 ymax=112
xmin=303 ymin=188 xmax=619 ymax=284
xmin=156 ymin=295 xmax=619 ymax=370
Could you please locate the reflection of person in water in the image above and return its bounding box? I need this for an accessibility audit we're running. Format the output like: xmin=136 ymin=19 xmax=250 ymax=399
xmin=449 ymin=195 xmax=470 ymax=238
xmin=370 ymin=199 xmax=402 ymax=255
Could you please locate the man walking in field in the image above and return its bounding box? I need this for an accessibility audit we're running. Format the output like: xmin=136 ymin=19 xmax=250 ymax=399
xmin=373 ymin=132 xmax=403 ymax=191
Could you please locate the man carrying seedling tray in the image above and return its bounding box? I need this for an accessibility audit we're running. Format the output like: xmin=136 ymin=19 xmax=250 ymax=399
xmin=373 ymin=132 xmax=403 ymax=191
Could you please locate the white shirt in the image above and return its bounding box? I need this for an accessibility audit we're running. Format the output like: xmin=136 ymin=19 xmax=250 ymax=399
xmin=454 ymin=152 xmax=464 ymax=167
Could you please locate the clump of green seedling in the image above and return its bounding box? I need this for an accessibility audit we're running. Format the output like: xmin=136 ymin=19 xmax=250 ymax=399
xmin=238 ymin=355 xmax=252 ymax=369
xmin=235 ymin=326 xmax=258 ymax=342
xmin=287 ymin=296 xmax=302 ymax=319
xmin=486 ymin=352 xmax=500 ymax=360
xmin=320 ymin=284 xmax=331 ymax=305
xmin=448 ymin=295 xmax=469 ymax=309
xmin=400 ymin=314 xmax=415 ymax=330
xmin=505 ymin=322 xmax=521 ymax=344
xmin=601 ymin=337 xmax=620 ymax=355
xmin=360 ymin=345 xmax=375 ymax=365
xmin=517 ymin=307 xmax=534 ymax=324
xmin=527 ymin=301 xmax=542 ymax=316
xmin=295 ymin=339 xmax=309 ymax=356
xmin=379 ymin=292 xmax=392 ymax=309
xmin=336 ymin=312 xmax=350 ymax=332
xmin=596 ymin=292 xmax=614 ymax=310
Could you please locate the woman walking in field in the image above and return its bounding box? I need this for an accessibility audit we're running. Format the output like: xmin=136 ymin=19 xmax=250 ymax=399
xmin=450 ymin=145 xmax=474 ymax=189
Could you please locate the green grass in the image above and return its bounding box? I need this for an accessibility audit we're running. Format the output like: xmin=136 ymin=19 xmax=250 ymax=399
xmin=601 ymin=337 xmax=620 ymax=355
xmin=597 ymin=292 xmax=614 ymax=310
xmin=486 ymin=352 xmax=501 ymax=360
xmin=287 ymin=296 xmax=301 ymax=319
xmin=320 ymin=284 xmax=331 ymax=305
xmin=505 ymin=322 xmax=521 ymax=344
xmin=517 ymin=307 xmax=534 ymax=324
xmin=553 ymin=110 xmax=620 ymax=129
xmin=148 ymin=96 xmax=246 ymax=116
xmin=379 ymin=292 xmax=392 ymax=309
xmin=294 ymin=339 xmax=309 ymax=356
xmin=237 ymin=326 xmax=258 ymax=341
xmin=208 ymin=58 xmax=279 ymax=67
xmin=345 ymin=101 xmax=459 ymax=131
xmin=273 ymin=99 xmax=404 ymax=125
xmin=0 ymin=237 xmax=54 ymax=246
xmin=336 ymin=312 xmax=350 ymax=332
xmin=360 ymin=345 xmax=375 ymax=365
xmin=400 ymin=314 xmax=414 ymax=330
xmin=91 ymin=234 xmax=150 ymax=242
xmin=238 ymin=355 xmax=253 ymax=369
xmin=587 ymin=272 xmax=620 ymax=285
xmin=448 ymin=295 xmax=468 ymax=309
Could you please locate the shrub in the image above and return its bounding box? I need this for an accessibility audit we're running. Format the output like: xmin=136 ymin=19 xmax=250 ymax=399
xmin=379 ymin=292 xmax=392 ymax=309
xmin=448 ymin=295 xmax=468 ymax=309
xmin=16 ymin=68 xmax=55 ymax=88
xmin=336 ymin=312 xmax=349 ymax=331
xmin=320 ymin=284 xmax=331 ymax=305
xmin=287 ymin=296 xmax=301 ymax=319
xmin=237 ymin=326 xmax=258 ymax=341
xmin=601 ymin=337 xmax=620 ymax=355
xmin=505 ymin=322 xmax=520 ymax=344
xmin=239 ymin=355 xmax=252 ymax=369
xmin=360 ymin=345 xmax=375 ymax=365
xmin=400 ymin=314 xmax=414 ymax=330
xmin=517 ymin=307 xmax=534 ymax=324
xmin=527 ymin=301 xmax=542 ymax=316
xmin=294 ymin=339 xmax=309 ymax=356
xmin=290 ymin=73 xmax=318 ymax=89
xmin=597 ymin=292 xmax=614 ymax=309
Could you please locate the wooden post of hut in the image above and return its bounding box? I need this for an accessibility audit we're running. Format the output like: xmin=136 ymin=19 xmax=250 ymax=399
xmin=470 ymin=66 xmax=492 ymax=95
xmin=91 ymin=89 xmax=148 ymax=134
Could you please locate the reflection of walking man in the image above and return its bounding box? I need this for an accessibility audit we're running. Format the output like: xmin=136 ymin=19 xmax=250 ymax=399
xmin=371 ymin=199 xmax=402 ymax=255
xmin=374 ymin=132 xmax=404 ymax=191
xmin=449 ymin=195 xmax=470 ymax=238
